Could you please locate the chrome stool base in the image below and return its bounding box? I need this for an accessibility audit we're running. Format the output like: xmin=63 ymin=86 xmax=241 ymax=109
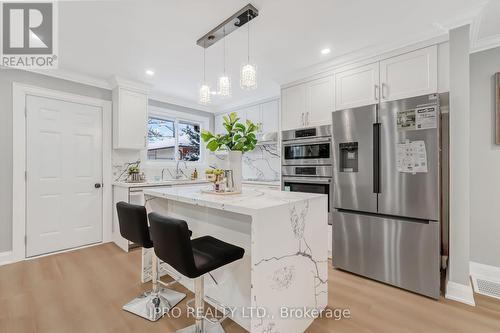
xmin=123 ymin=288 xmax=186 ymax=322
xmin=174 ymin=319 xmax=225 ymax=333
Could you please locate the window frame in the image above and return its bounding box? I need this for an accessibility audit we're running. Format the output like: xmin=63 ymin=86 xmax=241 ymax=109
xmin=144 ymin=105 xmax=209 ymax=166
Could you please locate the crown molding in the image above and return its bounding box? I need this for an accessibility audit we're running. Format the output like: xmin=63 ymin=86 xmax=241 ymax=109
xmin=216 ymin=95 xmax=280 ymax=114
xmin=216 ymin=94 xmax=280 ymax=113
xmin=109 ymin=75 xmax=152 ymax=93
xmin=471 ymin=34 xmax=500 ymax=54
xmin=22 ymin=68 xmax=112 ymax=90
xmin=279 ymin=32 xmax=449 ymax=88
xmin=470 ymin=0 xmax=500 ymax=53
xmin=149 ymin=90 xmax=215 ymax=113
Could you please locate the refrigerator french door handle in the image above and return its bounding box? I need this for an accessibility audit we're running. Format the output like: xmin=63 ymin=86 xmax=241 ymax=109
xmin=373 ymin=123 xmax=381 ymax=193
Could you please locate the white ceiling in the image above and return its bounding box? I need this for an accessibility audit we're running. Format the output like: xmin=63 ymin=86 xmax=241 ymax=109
xmin=56 ymin=0 xmax=500 ymax=111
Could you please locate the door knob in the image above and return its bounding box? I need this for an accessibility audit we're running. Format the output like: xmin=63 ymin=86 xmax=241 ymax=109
xmin=94 ymin=183 xmax=102 ymax=189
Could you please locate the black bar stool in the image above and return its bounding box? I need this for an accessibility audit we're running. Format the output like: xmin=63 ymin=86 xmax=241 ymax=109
xmin=116 ymin=202 xmax=186 ymax=321
xmin=149 ymin=212 xmax=245 ymax=333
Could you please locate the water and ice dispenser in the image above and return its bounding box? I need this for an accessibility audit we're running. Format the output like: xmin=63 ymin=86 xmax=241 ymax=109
xmin=339 ymin=142 xmax=358 ymax=172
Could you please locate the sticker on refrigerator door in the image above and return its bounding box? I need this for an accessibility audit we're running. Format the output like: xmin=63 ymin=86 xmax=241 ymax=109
xmin=415 ymin=107 xmax=437 ymax=130
xmin=396 ymin=140 xmax=428 ymax=174
xmin=397 ymin=109 xmax=416 ymax=131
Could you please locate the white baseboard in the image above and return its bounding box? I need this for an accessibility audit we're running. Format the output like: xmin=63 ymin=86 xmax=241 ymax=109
xmin=470 ymin=261 xmax=500 ymax=282
xmin=445 ymin=280 xmax=476 ymax=306
xmin=470 ymin=261 xmax=500 ymax=299
xmin=0 ymin=251 xmax=13 ymax=267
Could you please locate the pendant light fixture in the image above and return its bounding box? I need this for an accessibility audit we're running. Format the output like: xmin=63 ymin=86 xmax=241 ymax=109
xmin=196 ymin=4 xmax=259 ymax=100
xmin=240 ymin=10 xmax=257 ymax=90
xmin=217 ymin=27 xmax=231 ymax=97
xmin=199 ymin=42 xmax=211 ymax=105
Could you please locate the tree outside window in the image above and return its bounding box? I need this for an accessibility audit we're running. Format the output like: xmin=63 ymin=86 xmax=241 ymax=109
xmin=147 ymin=116 xmax=200 ymax=162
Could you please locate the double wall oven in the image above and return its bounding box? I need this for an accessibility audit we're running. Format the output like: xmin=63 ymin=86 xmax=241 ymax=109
xmin=281 ymin=125 xmax=334 ymax=224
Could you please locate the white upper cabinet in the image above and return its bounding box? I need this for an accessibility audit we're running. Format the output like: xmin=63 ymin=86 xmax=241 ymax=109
xmin=281 ymin=75 xmax=334 ymax=130
xmin=379 ymin=45 xmax=437 ymax=102
xmin=112 ymin=79 xmax=149 ymax=150
xmin=306 ymin=75 xmax=334 ymax=126
xmin=214 ymin=114 xmax=225 ymax=135
xmin=243 ymin=105 xmax=261 ymax=130
xmin=281 ymin=84 xmax=307 ymax=130
xmin=260 ymin=100 xmax=279 ymax=133
xmin=335 ymin=62 xmax=380 ymax=110
xmin=214 ymin=99 xmax=279 ymax=135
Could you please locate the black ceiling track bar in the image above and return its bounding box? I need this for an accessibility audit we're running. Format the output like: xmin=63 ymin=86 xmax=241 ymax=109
xmin=196 ymin=3 xmax=259 ymax=48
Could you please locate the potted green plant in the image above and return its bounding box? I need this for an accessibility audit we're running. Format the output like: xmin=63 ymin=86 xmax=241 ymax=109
xmin=201 ymin=112 xmax=260 ymax=192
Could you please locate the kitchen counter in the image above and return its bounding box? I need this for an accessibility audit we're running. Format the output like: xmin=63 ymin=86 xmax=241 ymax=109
xmin=143 ymin=183 xmax=316 ymax=216
xmin=112 ymin=179 xmax=209 ymax=188
xmin=143 ymin=185 xmax=328 ymax=333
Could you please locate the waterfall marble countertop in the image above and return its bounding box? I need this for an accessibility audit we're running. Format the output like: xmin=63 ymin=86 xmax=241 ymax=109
xmin=144 ymin=184 xmax=328 ymax=332
xmin=112 ymin=179 xmax=209 ymax=188
xmin=144 ymin=184 xmax=325 ymax=216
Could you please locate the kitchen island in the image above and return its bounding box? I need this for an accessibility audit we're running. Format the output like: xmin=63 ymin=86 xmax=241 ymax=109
xmin=143 ymin=184 xmax=328 ymax=333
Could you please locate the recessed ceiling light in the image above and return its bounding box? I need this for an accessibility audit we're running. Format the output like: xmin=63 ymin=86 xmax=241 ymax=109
xmin=145 ymin=69 xmax=155 ymax=76
xmin=321 ymin=48 xmax=331 ymax=55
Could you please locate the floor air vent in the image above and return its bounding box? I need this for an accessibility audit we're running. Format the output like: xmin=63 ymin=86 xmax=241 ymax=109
xmin=471 ymin=277 xmax=500 ymax=300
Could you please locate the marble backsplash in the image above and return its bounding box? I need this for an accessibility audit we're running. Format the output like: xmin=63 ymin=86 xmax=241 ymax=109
xmin=113 ymin=143 xmax=280 ymax=183
xmin=207 ymin=144 xmax=280 ymax=182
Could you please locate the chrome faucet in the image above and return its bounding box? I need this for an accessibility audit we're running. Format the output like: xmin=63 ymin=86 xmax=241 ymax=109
xmin=175 ymin=160 xmax=187 ymax=179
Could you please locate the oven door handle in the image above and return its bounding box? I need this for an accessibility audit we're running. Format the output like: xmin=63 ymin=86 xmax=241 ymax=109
xmin=282 ymin=137 xmax=332 ymax=145
xmin=282 ymin=177 xmax=332 ymax=184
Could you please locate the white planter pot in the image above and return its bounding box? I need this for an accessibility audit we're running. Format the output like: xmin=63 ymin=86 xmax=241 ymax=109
xmin=228 ymin=150 xmax=243 ymax=192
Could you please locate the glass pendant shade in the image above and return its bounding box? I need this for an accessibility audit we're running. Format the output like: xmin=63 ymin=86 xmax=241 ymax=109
xmin=240 ymin=63 xmax=257 ymax=90
xmin=218 ymin=75 xmax=231 ymax=97
xmin=199 ymin=83 xmax=211 ymax=105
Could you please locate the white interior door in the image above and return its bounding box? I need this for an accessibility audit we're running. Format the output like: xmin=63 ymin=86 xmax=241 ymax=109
xmin=26 ymin=95 xmax=103 ymax=257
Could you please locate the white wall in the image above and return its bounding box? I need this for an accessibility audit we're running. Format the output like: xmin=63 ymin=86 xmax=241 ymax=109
xmin=448 ymin=25 xmax=471 ymax=287
xmin=470 ymin=46 xmax=500 ymax=268
xmin=0 ymin=68 xmax=213 ymax=253
xmin=0 ymin=68 xmax=112 ymax=253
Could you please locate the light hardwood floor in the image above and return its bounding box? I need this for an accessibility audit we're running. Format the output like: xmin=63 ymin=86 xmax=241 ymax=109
xmin=0 ymin=243 xmax=499 ymax=333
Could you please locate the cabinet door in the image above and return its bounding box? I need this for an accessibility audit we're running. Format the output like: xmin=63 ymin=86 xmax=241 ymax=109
xmin=306 ymin=75 xmax=334 ymax=126
xmin=114 ymin=88 xmax=148 ymax=149
xmin=233 ymin=109 xmax=247 ymax=123
xmin=214 ymin=114 xmax=224 ymax=134
xmin=379 ymin=45 xmax=437 ymax=102
xmin=335 ymin=62 xmax=379 ymax=110
xmin=281 ymin=84 xmax=306 ymax=130
xmin=244 ymin=105 xmax=262 ymax=131
xmin=260 ymin=100 xmax=279 ymax=133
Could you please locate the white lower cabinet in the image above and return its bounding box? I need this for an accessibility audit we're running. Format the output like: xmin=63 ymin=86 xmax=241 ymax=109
xmin=329 ymin=224 xmax=333 ymax=259
xmin=113 ymin=185 xmax=173 ymax=252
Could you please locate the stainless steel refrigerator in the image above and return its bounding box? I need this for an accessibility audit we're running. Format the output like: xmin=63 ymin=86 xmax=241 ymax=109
xmin=332 ymin=93 xmax=448 ymax=299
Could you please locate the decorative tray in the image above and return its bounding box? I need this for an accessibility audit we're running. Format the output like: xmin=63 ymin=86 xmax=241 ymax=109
xmin=200 ymin=189 xmax=241 ymax=195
